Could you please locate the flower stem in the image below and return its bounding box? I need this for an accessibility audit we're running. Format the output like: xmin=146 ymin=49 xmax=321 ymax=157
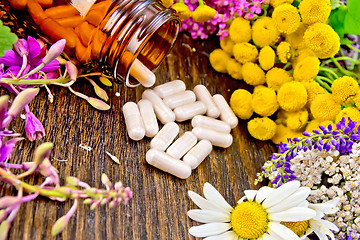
xmin=330 ymin=57 xmax=359 ymax=78
xmin=314 ymin=76 xmax=332 ymax=93
xmin=0 ymin=77 xmax=70 ymax=85
xmin=319 ymin=66 xmax=340 ymax=79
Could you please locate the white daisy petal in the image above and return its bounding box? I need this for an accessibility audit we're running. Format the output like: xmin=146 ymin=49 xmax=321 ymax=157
xmin=262 ymin=181 xmax=300 ymax=209
xmin=203 ymin=230 xmax=238 ymax=240
xmin=188 ymin=191 xmax=220 ymax=211
xmin=267 ymin=187 xmax=311 ymax=213
xmin=203 ymin=183 xmax=233 ymax=213
xmin=268 ymin=222 xmax=301 ymax=240
xmin=268 ymin=207 xmax=316 ymax=222
xmin=318 ymin=219 xmax=339 ymax=231
xmin=308 ymin=197 xmax=340 ymax=215
xmin=244 ymin=190 xmax=257 ymax=201
xmin=237 ymin=196 xmax=246 ymax=204
xmin=255 ymin=186 xmax=274 ymax=203
xmin=258 ymin=233 xmax=277 ymax=240
xmin=313 ymin=228 xmax=327 ymax=240
xmin=188 ymin=209 xmax=230 ymax=223
xmin=189 ymin=223 xmax=232 ymax=238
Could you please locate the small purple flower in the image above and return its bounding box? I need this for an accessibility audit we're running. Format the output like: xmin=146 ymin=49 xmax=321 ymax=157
xmin=24 ymin=112 xmax=45 ymax=141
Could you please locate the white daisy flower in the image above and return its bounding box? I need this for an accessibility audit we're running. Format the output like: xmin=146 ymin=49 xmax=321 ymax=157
xmin=187 ymin=181 xmax=316 ymax=240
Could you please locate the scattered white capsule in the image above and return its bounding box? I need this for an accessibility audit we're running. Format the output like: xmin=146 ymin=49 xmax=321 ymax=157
xmin=122 ymin=102 xmax=145 ymax=141
xmin=213 ymin=94 xmax=238 ymax=129
xmin=163 ymin=90 xmax=196 ymax=109
xmin=146 ymin=149 xmax=192 ymax=179
xmin=142 ymin=89 xmax=175 ymax=124
xmin=166 ymin=131 xmax=198 ymax=159
xmin=137 ymin=99 xmax=159 ymax=137
xmin=174 ymin=101 xmax=207 ymax=122
xmin=150 ymin=122 xmax=179 ymax=151
xmin=191 ymin=115 xmax=231 ymax=133
xmin=193 ymin=84 xmax=220 ymax=118
xmin=129 ymin=59 xmax=156 ymax=88
xmin=183 ymin=140 xmax=212 ymax=169
xmin=153 ymin=80 xmax=186 ymax=98
xmin=192 ymin=127 xmax=233 ymax=148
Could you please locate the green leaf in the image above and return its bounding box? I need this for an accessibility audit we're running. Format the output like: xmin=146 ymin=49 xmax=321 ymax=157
xmin=328 ymin=6 xmax=347 ymax=38
xmin=340 ymin=37 xmax=354 ymax=45
xmin=347 ymin=0 xmax=360 ymax=21
xmin=344 ymin=13 xmax=360 ymax=35
xmin=0 ymin=20 xmax=18 ymax=57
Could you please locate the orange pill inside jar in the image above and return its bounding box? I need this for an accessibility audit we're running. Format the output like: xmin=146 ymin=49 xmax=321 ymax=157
xmin=12 ymin=0 xmax=180 ymax=87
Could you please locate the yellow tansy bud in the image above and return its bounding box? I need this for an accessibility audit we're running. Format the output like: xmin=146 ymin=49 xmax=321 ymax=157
xmin=251 ymin=86 xmax=279 ymax=117
xmin=252 ymin=17 xmax=280 ymax=47
xmin=226 ymin=59 xmax=243 ymax=80
xmin=331 ymin=76 xmax=359 ymax=104
xmin=270 ymin=0 xmax=294 ymax=8
xmin=242 ymin=62 xmax=266 ymax=86
xmin=286 ymin=23 xmax=307 ymax=50
xmin=192 ymin=5 xmax=216 ymax=22
xmin=271 ymin=124 xmax=301 ymax=145
xmin=230 ymin=89 xmax=253 ymax=119
xmin=272 ymin=4 xmax=301 ymax=34
xmin=265 ymin=67 xmax=293 ymax=91
xmin=209 ymin=49 xmax=231 ymax=73
xmin=233 ymin=42 xmax=258 ymax=64
xmin=299 ymin=0 xmax=331 ymax=25
xmin=277 ymin=41 xmax=293 ymax=64
xmin=229 ymin=17 xmax=252 ymax=43
xmin=310 ymin=93 xmax=341 ymax=121
xmin=278 ymin=81 xmax=307 ymax=112
xmin=303 ymin=23 xmax=340 ymax=59
xmin=248 ymin=117 xmax=277 ymax=141
xmin=291 ymin=48 xmax=316 ymax=68
xmin=220 ymin=35 xmax=235 ymax=56
xmin=285 ymin=108 xmax=309 ymax=131
xmin=335 ymin=107 xmax=360 ymax=125
xmin=300 ymin=80 xmax=325 ymax=108
xmin=259 ymin=46 xmax=275 ymax=71
xmin=172 ymin=2 xmax=192 ymax=20
xmin=304 ymin=119 xmax=322 ymax=133
xmin=293 ymin=56 xmax=320 ymax=81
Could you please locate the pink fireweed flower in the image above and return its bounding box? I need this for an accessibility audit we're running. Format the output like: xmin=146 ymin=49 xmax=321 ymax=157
xmin=250 ymin=0 xmax=262 ymax=14
xmin=24 ymin=111 xmax=45 ymax=141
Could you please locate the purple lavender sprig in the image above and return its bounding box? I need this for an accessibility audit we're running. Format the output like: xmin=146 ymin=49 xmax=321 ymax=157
xmin=256 ymin=117 xmax=360 ymax=187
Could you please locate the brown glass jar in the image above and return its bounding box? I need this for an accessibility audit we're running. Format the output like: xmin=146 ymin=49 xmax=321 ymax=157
xmin=12 ymin=0 xmax=180 ymax=87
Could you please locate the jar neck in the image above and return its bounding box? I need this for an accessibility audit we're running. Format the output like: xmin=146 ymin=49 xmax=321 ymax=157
xmin=99 ymin=0 xmax=180 ymax=87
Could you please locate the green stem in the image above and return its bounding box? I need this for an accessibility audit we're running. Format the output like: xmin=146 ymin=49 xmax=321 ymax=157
xmin=0 ymin=77 xmax=70 ymax=85
xmin=321 ymin=56 xmax=360 ymax=67
xmin=347 ymin=44 xmax=360 ymax=53
xmin=282 ymin=62 xmax=292 ymax=70
xmin=314 ymin=76 xmax=332 ymax=93
xmin=319 ymin=67 xmax=340 ymax=79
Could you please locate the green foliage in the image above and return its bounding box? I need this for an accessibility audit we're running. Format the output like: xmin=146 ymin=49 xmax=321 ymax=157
xmin=0 ymin=20 xmax=18 ymax=57
xmin=329 ymin=0 xmax=360 ymax=44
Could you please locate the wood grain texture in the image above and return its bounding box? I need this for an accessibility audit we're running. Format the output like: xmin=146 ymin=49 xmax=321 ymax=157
xmin=0 ymin=33 xmax=276 ymax=240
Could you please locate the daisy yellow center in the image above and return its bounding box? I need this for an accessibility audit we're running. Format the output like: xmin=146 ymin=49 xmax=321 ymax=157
xmin=230 ymin=201 xmax=269 ymax=239
xmin=281 ymin=220 xmax=309 ymax=236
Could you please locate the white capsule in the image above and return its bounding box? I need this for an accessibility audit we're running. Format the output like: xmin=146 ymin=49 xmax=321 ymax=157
xmin=146 ymin=149 xmax=192 ymax=179
xmin=166 ymin=131 xmax=198 ymax=159
xmin=142 ymin=89 xmax=175 ymax=124
xmin=153 ymin=80 xmax=186 ymax=98
xmin=183 ymin=140 xmax=212 ymax=169
xmin=174 ymin=101 xmax=207 ymax=122
xmin=163 ymin=90 xmax=196 ymax=109
xmin=191 ymin=115 xmax=231 ymax=133
xmin=213 ymin=94 xmax=238 ymax=129
xmin=192 ymin=127 xmax=233 ymax=148
xmin=193 ymin=84 xmax=220 ymax=118
xmin=150 ymin=122 xmax=179 ymax=151
xmin=122 ymin=102 xmax=145 ymax=141
xmin=137 ymin=99 xmax=159 ymax=137
xmin=129 ymin=59 xmax=156 ymax=88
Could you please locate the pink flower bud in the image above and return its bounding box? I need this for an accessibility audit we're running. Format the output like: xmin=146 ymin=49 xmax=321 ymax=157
xmin=0 ymin=196 xmax=20 ymax=209
xmin=87 ymin=97 xmax=110 ymax=111
xmin=33 ymin=142 xmax=53 ymax=166
xmin=51 ymin=216 xmax=69 ymax=236
xmin=0 ymin=221 xmax=10 ymax=240
xmin=42 ymin=39 xmax=66 ymax=65
xmin=65 ymin=61 xmax=78 ymax=81
xmin=25 ymin=112 xmax=45 ymax=141
xmin=7 ymin=88 xmax=39 ymax=119
xmin=13 ymin=39 xmax=28 ymax=57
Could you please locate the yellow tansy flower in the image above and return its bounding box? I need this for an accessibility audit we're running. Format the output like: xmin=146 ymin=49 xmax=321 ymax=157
xmin=230 ymin=89 xmax=253 ymax=119
xmin=226 ymin=59 xmax=243 ymax=80
xmin=272 ymin=4 xmax=301 ymax=34
xmin=252 ymin=17 xmax=280 ymax=47
xmin=242 ymin=62 xmax=266 ymax=86
xmin=291 ymin=48 xmax=316 ymax=68
xmin=300 ymin=81 xmax=325 ymax=108
xmin=310 ymin=93 xmax=341 ymax=121
xmin=172 ymin=2 xmax=192 ymax=19
xmin=259 ymin=46 xmax=275 ymax=71
xmin=233 ymin=42 xmax=258 ymax=64
xmin=270 ymin=0 xmax=294 ymax=8
xmin=331 ymin=76 xmax=359 ymax=104
xmin=293 ymin=56 xmax=320 ymax=81
xmin=229 ymin=17 xmax=252 ymax=43
xmin=285 ymin=108 xmax=309 ymax=131
xmin=271 ymin=124 xmax=301 ymax=144
xmin=277 ymin=41 xmax=293 ymax=64
xmin=251 ymin=86 xmax=279 ymax=117
xmin=335 ymin=107 xmax=360 ymax=125
xmin=299 ymin=0 xmax=331 ymax=25
xmin=354 ymin=91 xmax=360 ymax=109
xmin=304 ymin=119 xmax=322 ymax=133
xmin=192 ymin=5 xmax=216 ymax=22
xmin=209 ymin=49 xmax=231 ymax=73
xmin=220 ymin=35 xmax=234 ymax=56
xmin=303 ymin=23 xmax=340 ymax=59
xmin=266 ymin=67 xmax=293 ymax=91
xmin=277 ymin=81 xmax=307 ymax=112
xmin=286 ymin=22 xmax=307 ymax=50
xmin=248 ymin=117 xmax=277 ymax=141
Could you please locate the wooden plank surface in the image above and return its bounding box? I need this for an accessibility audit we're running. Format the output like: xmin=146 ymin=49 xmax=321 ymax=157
xmin=0 ymin=33 xmax=276 ymax=240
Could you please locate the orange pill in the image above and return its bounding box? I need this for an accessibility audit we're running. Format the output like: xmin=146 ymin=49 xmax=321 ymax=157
xmin=75 ymin=38 xmax=92 ymax=63
xmin=85 ymin=1 xmax=112 ymax=26
xmin=10 ymin=0 xmax=27 ymax=9
xmin=27 ymin=0 xmax=48 ymax=25
xmin=56 ymin=15 xmax=85 ymax=28
xmin=75 ymin=21 xmax=96 ymax=46
xmin=35 ymin=0 xmax=53 ymax=8
xmin=90 ymin=30 xmax=107 ymax=58
xmin=40 ymin=18 xmax=77 ymax=49
xmin=44 ymin=5 xmax=79 ymax=19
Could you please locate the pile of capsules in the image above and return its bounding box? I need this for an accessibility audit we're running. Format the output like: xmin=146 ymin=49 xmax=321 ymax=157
xmin=122 ymin=80 xmax=238 ymax=179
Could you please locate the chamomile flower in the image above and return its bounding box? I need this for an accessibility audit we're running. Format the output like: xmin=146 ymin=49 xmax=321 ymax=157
xmin=187 ymin=181 xmax=316 ymax=240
